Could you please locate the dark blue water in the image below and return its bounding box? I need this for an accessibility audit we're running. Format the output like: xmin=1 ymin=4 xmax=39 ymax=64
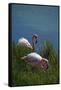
xmin=11 ymin=4 xmax=59 ymax=53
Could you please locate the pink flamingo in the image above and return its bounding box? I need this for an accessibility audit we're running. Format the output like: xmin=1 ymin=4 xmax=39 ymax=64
xmin=18 ymin=34 xmax=38 ymax=51
xmin=21 ymin=52 xmax=49 ymax=71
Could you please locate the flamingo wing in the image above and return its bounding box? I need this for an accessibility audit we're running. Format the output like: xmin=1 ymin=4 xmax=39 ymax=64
xmin=18 ymin=38 xmax=32 ymax=49
xmin=27 ymin=53 xmax=42 ymax=60
xmin=25 ymin=53 xmax=42 ymax=64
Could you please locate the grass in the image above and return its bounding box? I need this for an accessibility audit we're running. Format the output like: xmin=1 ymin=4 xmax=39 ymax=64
xmin=10 ymin=41 xmax=59 ymax=86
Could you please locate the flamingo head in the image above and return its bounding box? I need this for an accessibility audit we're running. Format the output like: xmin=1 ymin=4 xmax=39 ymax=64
xmin=40 ymin=58 xmax=49 ymax=71
xmin=32 ymin=34 xmax=38 ymax=44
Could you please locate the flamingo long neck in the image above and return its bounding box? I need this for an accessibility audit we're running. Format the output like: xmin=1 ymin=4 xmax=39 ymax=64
xmin=32 ymin=38 xmax=35 ymax=51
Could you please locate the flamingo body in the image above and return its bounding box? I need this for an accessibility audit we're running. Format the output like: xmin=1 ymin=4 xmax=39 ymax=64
xmin=18 ymin=38 xmax=32 ymax=49
xmin=27 ymin=53 xmax=42 ymax=61
xmin=21 ymin=52 xmax=49 ymax=70
xmin=18 ymin=34 xmax=38 ymax=51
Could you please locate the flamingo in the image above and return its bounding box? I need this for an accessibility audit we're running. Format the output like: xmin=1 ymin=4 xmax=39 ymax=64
xmin=21 ymin=52 xmax=49 ymax=71
xmin=18 ymin=34 xmax=38 ymax=51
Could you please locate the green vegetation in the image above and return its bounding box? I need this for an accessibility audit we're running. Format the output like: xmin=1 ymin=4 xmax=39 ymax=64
xmin=10 ymin=41 xmax=59 ymax=86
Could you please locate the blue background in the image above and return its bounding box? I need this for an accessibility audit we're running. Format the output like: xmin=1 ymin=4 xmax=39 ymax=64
xmin=11 ymin=4 xmax=59 ymax=52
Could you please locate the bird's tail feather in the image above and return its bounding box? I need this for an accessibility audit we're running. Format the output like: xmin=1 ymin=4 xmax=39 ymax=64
xmin=21 ymin=56 xmax=27 ymax=60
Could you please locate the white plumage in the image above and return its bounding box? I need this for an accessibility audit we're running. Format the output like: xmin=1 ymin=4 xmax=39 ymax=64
xmin=18 ymin=34 xmax=38 ymax=51
xmin=18 ymin=38 xmax=32 ymax=49
xmin=21 ymin=52 xmax=49 ymax=70
xmin=27 ymin=52 xmax=42 ymax=60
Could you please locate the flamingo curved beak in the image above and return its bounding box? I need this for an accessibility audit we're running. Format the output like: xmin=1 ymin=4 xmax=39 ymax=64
xmin=35 ymin=35 xmax=38 ymax=44
xmin=35 ymin=39 xmax=37 ymax=44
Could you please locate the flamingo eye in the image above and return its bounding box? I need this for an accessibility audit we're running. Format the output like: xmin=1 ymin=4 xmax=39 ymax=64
xmin=33 ymin=34 xmax=38 ymax=39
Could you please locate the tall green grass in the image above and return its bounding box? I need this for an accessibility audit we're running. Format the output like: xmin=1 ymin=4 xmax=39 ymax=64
xmin=11 ymin=41 xmax=59 ymax=86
